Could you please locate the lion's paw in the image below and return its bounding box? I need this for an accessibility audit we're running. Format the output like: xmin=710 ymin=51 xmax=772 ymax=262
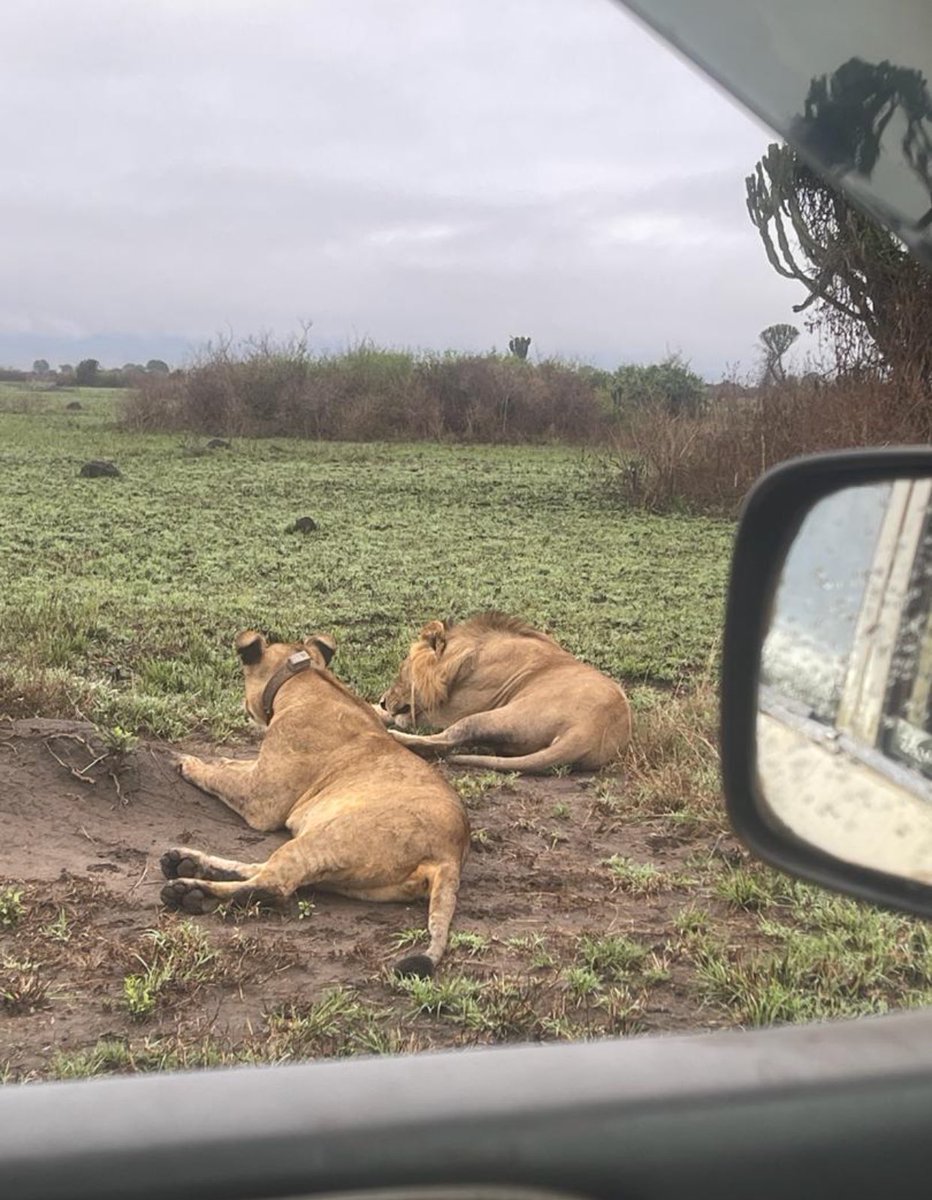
xmin=175 ymin=754 xmax=201 ymax=782
xmin=161 ymin=848 xmax=244 ymax=883
xmin=160 ymin=878 xmax=219 ymax=915
xmin=160 ymin=848 xmax=203 ymax=880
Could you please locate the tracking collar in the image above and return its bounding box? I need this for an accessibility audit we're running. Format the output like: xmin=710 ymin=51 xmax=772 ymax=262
xmin=260 ymin=650 xmax=315 ymax=724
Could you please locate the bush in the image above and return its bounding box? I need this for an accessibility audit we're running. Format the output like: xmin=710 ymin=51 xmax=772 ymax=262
xmin=123 ymin=337 xmax=610 ymax=444
xmin=596 ymin=373 xmax=931 ymax=515
xmin=96 ymin=369 xmax=138 ymax=388
xmin=609 ymin=355 xmax=706 ymax=419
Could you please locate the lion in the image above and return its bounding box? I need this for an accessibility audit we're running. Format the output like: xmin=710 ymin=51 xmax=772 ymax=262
xmin=161 ymin=630 xmax=470 ymax=977
xmin=375 ymin=612 xmax=632 ymax=773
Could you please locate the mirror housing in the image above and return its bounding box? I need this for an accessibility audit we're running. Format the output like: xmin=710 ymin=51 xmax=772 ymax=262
xmin=721 ymin=447 xmax=932 ymax=918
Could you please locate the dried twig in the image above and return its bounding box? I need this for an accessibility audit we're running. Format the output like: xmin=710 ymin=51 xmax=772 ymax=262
xmin=109 ymin=767 xmax=126 ymax=805
xmin=43 ymin=732 xmax=115 ymax=785
xmin=43 ymin=739 xmax=97 ymax=784
xmin=128 ymin=860 xmax=149 ymax=897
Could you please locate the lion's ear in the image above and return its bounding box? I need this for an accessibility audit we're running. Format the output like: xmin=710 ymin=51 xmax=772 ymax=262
xmin=304 ymin=632 xmax=336 ymax=667
xmin=419 ymin=620 xmax=447 ymax=655
xmin=234 ymin=630 xmax=266 ymax=666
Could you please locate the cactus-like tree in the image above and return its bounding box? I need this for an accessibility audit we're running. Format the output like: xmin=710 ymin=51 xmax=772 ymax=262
xmin=758 ymin=324 xmax=799 ymax=385
xmin=746 ymin=59 xmax=932 ymax=388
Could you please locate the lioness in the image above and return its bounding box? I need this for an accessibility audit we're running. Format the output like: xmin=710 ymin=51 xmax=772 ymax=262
xmin=376 ymin=612 xmax=632 ymax=773
xmin=162 ymin=630 xmax=470 ymax=977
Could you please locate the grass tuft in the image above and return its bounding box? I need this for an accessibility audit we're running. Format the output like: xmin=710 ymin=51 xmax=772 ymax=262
xmin=0 ymin=888 xmax=26 ymax=929
xmin=122 ymin=921 xmax=221 ymax=1020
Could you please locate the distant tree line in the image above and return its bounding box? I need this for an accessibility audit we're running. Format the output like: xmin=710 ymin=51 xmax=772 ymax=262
xmin=0 ymin=357 xmax=175 ymax=388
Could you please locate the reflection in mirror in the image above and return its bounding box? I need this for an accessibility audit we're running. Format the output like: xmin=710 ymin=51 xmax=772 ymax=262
xmin=758 ymin=476 xmax=932 ymax=884
xmin=619 ymin=0 xmax=932 ymax=263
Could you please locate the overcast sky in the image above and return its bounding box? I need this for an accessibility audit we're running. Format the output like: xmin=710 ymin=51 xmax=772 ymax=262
xmin=1 ymin=0 xmax=816 ymax=380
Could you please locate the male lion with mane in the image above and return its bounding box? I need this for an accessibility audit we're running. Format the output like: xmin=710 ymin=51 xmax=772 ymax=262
xmin=162 ymin=630 xmax=469 ymax=977
xmin=376 ymin=612 xmax=632 ymax=773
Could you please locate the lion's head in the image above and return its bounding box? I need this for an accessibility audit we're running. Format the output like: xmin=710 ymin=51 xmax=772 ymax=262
xmin=376 ymin=620 xmax=454 ymax=730
xmin=234 ymin=629 xmax=336 ymax=726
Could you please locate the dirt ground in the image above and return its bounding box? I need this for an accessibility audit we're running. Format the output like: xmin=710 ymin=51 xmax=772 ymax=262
xmin=0 ymin=718 xmax=746 ymax=1079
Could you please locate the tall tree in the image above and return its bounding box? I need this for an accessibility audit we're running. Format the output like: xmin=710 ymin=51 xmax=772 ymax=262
xmin=758 ymin=324 xmax=799 ymax=385
xmin=74 ymin=359 xmax=100 ymax=386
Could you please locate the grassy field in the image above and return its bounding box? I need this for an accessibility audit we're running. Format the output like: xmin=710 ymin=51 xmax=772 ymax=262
xmin=3 ymin=382 xmax=932 ymax=1083
xmin=0 ymin=384 xmax=730 ymax=739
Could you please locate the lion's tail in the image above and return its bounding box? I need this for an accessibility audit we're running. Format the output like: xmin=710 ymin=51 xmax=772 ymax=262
xmin=393 ymin=861 xmax=461 ymax=979
xmin=447 ymin=737 xmax=581 ymax=775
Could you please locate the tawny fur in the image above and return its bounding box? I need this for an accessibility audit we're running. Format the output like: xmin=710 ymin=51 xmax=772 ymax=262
xmin=376 ymin=611 xmax=632 ymax=774
xmin=162 ymin=630 xmax=470 ymax=977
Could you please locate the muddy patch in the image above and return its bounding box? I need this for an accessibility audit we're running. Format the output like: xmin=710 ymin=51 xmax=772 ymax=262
xmin=0 ymin=719 xmax=746 ymax=1079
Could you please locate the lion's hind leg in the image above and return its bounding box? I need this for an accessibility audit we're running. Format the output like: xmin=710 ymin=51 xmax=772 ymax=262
xmin=389 ymin=709 xmax=519 ymax=758
xmin=160 ymin=835 xmax=338 ymax=915
xmin=159 ymin=839 xmax=463 ymax=981
xmin=160 ymin=847 xmax=265 ymax=883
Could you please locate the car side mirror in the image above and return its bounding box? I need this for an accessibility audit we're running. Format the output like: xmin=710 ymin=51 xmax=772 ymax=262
xmin=721 ymin=449 xmax=932 ymax=918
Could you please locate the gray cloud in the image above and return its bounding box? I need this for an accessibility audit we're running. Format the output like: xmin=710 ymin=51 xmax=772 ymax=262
xmin=1 ymin=0 xmax=811 ymax=377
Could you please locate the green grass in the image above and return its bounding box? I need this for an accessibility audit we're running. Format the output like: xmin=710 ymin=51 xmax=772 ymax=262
xmin=690 ymin=886 xmax=932 ymax=1025
xmin=713 ymin=864 xmax=808 ymax=912
xmin=0 ymin=384 xmax=731 ymax=738
xmin=449 ymin=770 xmax=520 ymax=804
xmin=0 ymin=888 xmax=25 ymax=929
xmin=47 ymin=990 xmax=419 ymax=1079
xmin=505 ymin=934 xmax=556 ymax=969
xmin=41 ymin=908 xmax=72 ymax=943
xmin=48 ymin=1036 xmax=248 ymax=1080
xmin=672 ymin=905 xmax=713 ymax=936
xmin=265 ymin=988 xmax=401 ymax=1059
xmin=449 ymin=930 xmax=491 ymax=956
xmin=122 ymin=920 xmax=221 ymax=1019
xmin=577 ymin=933 xmax=650 ymax=981
xmin=392 ymin=971 xmax=549 ymax=1038
xmin=604 ymin=856 xmax=670 ymax=896
xmin=1 ymin=957 xmax=48 ymax=1015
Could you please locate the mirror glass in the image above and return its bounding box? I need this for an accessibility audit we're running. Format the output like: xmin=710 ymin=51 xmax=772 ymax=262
xmin=757 ymin=475 xmax=932 ymax=883
xmin=619 ymin=0 xmax=932 ymax=265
